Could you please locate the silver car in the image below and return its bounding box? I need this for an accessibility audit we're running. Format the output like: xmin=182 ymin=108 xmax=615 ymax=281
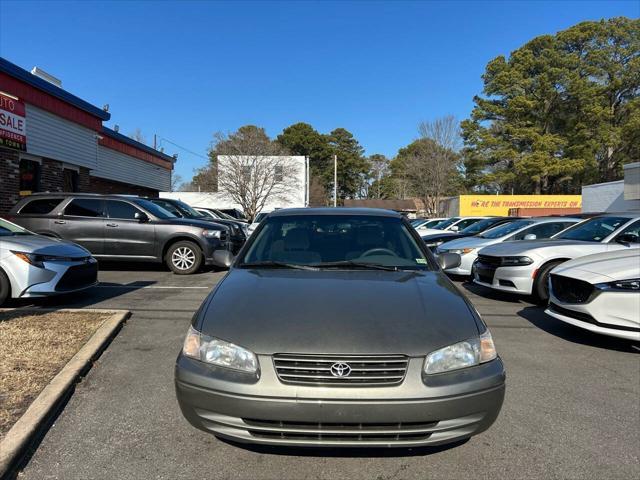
xmin=0 ymin=218 xmax=98 ymax=306
xmin=175 ymin=208 xmax=505 ymax=448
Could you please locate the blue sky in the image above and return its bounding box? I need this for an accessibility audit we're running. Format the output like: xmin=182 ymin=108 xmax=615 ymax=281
xmin=0 ymin=0 xmax=637 ymax=182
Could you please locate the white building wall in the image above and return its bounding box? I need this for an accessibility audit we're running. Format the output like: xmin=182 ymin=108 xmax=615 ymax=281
xmin=582 ymin=179 xmax=640 ymax=213
xmin=161 ymin=155 xmax=308 ymax=213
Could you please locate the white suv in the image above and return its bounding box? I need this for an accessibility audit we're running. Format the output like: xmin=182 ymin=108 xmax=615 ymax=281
xmin=473 ymin=215 xmax=640 ymax=303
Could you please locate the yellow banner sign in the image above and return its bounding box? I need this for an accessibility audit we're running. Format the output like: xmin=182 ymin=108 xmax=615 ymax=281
xmin=459 ymin=195 xmax=582 ymax=216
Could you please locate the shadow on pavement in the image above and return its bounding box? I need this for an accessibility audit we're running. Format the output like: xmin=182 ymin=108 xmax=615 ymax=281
xmin=458 ymin=280 xmax=532 ymax=305
xmin=97 ymin=260 xmax=223 ymax=274
xmin=7 ymin=279 xmax=157 ymax=310
xmin=217 ymin=436 xmax=469 ymax=457
xmin=518 ymin=306 xmax=639 ymax=353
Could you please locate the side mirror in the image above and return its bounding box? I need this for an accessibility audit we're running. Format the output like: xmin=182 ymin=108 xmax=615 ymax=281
xmin=450 ymin=225 xmax=459 ymax=232
xmin=57 ymin=211 xmax=64 ymax=217
xmin=135 ymin=212 xmax=149 ymax=223
xmin=616 ymin=233 xmax=638 ymax=245
xmin=213 ymin=249 xmax=234 ymax=269
xmin=438 ymin=252 xmax=461 ymax=270
xmin=524 ymin=233 xmax=537 ymax=240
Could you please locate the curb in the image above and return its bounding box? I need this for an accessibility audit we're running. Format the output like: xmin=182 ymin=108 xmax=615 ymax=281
xmin=0 ymin=309 xmax=130 ymax=478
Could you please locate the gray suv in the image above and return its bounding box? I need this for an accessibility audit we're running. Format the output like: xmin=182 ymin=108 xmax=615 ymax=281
xmin=9 ymin=194 xmax=233 ymax=274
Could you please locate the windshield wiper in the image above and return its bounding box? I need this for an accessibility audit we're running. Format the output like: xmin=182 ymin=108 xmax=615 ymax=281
xmin=240 ymin=261 xmax=319 ymax=271
xmin=312 ymin=260 xmax=402 ymax=271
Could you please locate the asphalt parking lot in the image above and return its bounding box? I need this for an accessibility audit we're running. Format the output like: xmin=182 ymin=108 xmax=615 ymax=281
xmin=11 ymin=264 xmax=640 ymax=480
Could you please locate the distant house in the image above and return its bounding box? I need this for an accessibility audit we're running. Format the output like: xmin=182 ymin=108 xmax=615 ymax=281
xmin=342 ymin=198 xmax=424 ymax=217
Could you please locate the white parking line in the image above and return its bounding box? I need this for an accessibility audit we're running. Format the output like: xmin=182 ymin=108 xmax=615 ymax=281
xmin=95 ymin=285 xmax=210 ymax=289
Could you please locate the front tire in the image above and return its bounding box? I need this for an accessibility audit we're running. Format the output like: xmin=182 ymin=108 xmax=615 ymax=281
xmin=0 ymin=269 xmax=10 ymax=306
xmin=165 ymin=241 xmax=203 ymax=275
xmin=533 ymin=261 xmax=563 ymax=304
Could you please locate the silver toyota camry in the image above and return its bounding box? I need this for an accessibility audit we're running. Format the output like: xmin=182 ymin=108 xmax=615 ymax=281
xmin=175 ymin=208 xmax=505 ymax=448
xmin=0 ymin=218 xmax=98 ymax=305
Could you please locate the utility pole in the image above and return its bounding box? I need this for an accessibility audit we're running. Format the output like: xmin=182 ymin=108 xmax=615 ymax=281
xmin=333 ymin=154 xmax=337 ymax=208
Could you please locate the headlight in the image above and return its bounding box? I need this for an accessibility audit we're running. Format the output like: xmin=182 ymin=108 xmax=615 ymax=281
xmin=424 ymin=330 xmax=497 ymax=375
xmin=447 ymin=248 xmax=476 ymax=255
xmin=595 ymin=278 xmax=640 ymax=291
xmin=500 ymin=256 xmax=534 ymax=266
xmin=11 ymin=251 xmax=84 ymax=269
xmin=182 ymin=326 xmax=258 ymax=373
xmin=202 ymin=229 xmax=222 ymax=239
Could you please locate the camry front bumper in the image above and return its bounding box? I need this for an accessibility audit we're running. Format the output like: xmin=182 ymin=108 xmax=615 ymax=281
xmin=175 ymin=354 xmax=506 ymax=447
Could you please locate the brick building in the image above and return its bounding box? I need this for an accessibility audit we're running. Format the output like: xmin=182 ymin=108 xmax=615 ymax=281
xmin=0 ymin=57 xmax=175 ymax=215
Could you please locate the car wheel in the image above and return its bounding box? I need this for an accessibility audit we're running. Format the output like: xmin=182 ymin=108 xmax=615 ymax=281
xmin=533 ymin=261 xmax=563 ymax=305
xmin=166 ymin=241 xmax=203 ymax=275
xmin=0 ymin=269 xmax=10 ymax=306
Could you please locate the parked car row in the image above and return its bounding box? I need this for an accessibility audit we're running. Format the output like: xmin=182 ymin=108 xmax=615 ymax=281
xmin=419 ymin=214 xmax=640 ymax=341
xmin=0 ymin=192 xmax=261 ymax=305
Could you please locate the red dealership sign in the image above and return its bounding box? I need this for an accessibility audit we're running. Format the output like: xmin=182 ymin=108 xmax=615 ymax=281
xmin=0 ymin=92 xmax=27 ymax=151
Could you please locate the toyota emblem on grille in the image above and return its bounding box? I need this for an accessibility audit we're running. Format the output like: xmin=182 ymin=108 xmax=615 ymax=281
xmin=330 ymin=362 xmax=352 ymax=377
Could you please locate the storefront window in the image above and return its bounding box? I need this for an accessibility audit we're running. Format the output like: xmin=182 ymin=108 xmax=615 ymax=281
xmin=19 ymin=159 xmax=40 ymax=195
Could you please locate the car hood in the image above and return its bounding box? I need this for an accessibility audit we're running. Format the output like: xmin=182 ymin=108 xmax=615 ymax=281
xmin=416 ymin=228 xmax=449 ymax=236
xmin=198 ymin=269 xmax=481 ymax=356
xmin=156 ymin=218 xmax=227 ymax=230
xmin=439 ymin=236 xmax=499 ymax=250
xmin=421 ymin=232 xmax=463 ymax=242
xmin=0 ymin=234 xmax=91 ymax=257
xmin=477 ymin=239 xmax=603 ymax=257
xmin=551 ymin=250 xmax=640 ymax=283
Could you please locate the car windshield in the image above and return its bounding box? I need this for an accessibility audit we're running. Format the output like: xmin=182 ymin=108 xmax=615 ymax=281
xmin=240 ymin=214 xmax=432 ymax=270
xmin=461 ymin=218 xmax=508 ymax=235
xmin=479 ymin=219 xmax=535 ymax=239
xmin=133 ymin=199 xmax=176 ymax=219
xmin=555 ymin=216 xmax=632 ymax=242
xmin=0 ymin=218 xmax=32 ymax=236
xmin=423 ymin=219 xmax=446 ymax=228
xmin=170 ymin=200 xmax=206 ymax=218
xmin=432 ymin=217 xmax=458 ymax=230
xmin=254 ymin=212 xmax=268 ymax=223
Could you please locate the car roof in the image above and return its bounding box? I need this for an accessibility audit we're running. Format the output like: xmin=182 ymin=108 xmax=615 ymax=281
xmin=521 ymin=216 xmax=582 ymax=223
xmin=268 ymin=207 xmax=402 ymax=218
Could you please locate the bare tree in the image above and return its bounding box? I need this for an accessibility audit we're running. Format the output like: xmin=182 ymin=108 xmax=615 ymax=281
xmin=368 ymin=154 xmax=389 ymax=199
xmin=128 ymin=128 xmax=146 ymax=145
xmin=170 ymin=173 xmax=183 ymax=192
xmin=406 ymin=116 xmax=461 ymax=214
xmin=211 ymin=126 xmax=300 ymax=221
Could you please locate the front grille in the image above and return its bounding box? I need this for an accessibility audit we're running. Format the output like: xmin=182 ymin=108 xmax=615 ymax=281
xmin=474 ymin=256 xmax=499 ymax=284
xmin=55 ymin=262 xmax=98 ymax=292
xmin=477 ymin=255 xmax=502 ymax=267
xmin=550 ymin=274 xmax=594 ymax=304
xmin=273 ymin=354 xmax=408 ymax=386
xmin=243 ymin=418 xmax=435 ymax=442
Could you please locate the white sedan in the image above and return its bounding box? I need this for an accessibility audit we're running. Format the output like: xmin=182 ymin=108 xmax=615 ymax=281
xmin=474 ymin=215 xmax=640 ymax=302
xmin=545 ymin=249 xmax=640 ymax=341
xmin=437 ymin=217 xmax=580 ymax=276
xmin=417 ymin=217 xmax=486 ymax=236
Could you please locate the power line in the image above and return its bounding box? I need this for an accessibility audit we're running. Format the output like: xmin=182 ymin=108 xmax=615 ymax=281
xmin=158 ymin=137 xmax=209 ymax=160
